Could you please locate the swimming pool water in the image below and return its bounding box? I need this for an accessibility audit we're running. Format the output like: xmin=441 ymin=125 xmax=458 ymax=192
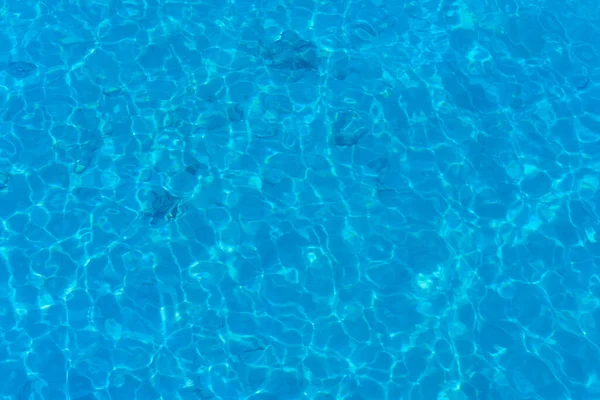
xmin=0 ymin=0 xmax=599 ymax=399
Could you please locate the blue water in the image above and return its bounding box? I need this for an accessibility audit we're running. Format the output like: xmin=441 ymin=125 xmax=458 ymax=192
xmin=0 ymin=0 xmax=599 ymax=399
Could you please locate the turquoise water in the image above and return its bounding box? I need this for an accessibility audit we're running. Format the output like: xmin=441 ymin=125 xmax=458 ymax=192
xmin=0 ymin=0 xmax=599 ymax=399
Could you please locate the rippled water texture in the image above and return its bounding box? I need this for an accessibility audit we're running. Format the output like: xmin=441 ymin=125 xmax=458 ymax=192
xmin=0 ymin=0 xmax=599 ymax=399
